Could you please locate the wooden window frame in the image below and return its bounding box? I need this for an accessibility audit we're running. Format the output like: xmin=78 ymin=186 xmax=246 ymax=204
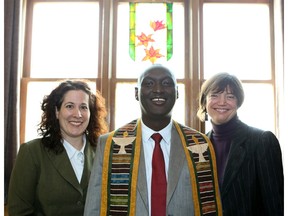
xmin=19 ymin=0 xmax=282 ymax=143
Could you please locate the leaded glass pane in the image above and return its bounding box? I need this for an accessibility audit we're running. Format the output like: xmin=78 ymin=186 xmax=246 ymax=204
xmin=116 ymin=2 xmax=184 ymax=79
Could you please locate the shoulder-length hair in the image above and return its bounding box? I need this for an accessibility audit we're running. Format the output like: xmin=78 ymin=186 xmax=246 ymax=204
xmin=38 ymin=80 xmax=108 ymax=154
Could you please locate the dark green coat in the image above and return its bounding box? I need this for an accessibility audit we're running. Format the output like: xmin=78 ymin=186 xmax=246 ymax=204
xmin=8 ymin=138 xmax=96 ymax=216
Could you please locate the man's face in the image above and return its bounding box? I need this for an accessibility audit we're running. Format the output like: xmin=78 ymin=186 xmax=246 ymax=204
xmin=135 ymin=67 xmax=178 ymax=121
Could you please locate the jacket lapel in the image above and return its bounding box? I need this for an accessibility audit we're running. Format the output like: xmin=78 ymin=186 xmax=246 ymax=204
xmin=80 ymin=143 xmax=96 ymax=191
xmin=137 ymin=142 xmax=149 ymax=211
xmin=166 ymin=125 xmax=186 ymax=204
xmin=211 ymin=123 xmax=249 ymax=197
xmin=46 ymin=146 xmax=83 ymax=195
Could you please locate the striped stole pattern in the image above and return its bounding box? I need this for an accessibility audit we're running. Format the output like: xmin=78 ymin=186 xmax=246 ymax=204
xmin=101 ymin=119 xmax=222 ymax=216
xmin=101 ymin=119 xmax=140 ymax=216
xmin=174 ymin=121 xmax=222 ymax=216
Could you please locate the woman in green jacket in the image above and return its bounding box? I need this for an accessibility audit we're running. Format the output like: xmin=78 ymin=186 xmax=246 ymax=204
xmin=8 ymin=80 xmax=108 ymax=216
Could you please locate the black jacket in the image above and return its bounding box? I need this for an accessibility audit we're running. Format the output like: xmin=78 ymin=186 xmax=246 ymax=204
xmin=208 ymin=120 xmax=284 ymax=216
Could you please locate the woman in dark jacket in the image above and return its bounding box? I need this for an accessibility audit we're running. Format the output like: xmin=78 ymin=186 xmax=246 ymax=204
xmin=197 ymin=73 xmax=284 ymax=216
xmin=8 ymin=80 xmax=108 ymax=216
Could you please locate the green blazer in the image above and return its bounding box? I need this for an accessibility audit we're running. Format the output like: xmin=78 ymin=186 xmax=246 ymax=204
xmin=8 ymin=137 xmax=96 ymax=216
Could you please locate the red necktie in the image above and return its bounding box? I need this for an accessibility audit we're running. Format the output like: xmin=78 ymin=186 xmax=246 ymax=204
xmin=151 ymin=133 xmax=167 ymax=216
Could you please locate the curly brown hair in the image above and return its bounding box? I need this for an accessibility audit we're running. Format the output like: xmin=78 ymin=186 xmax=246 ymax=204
xmin=38 ymin=80 xmax=108 ymax=154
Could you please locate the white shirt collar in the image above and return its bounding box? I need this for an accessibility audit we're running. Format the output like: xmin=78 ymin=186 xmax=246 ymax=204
xmin=141 ymin=119 xmax=172 ymax=144
xmin=63 ymin=135 xmax=86 ymax=159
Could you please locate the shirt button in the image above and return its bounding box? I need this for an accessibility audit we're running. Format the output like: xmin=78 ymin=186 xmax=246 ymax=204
xmin=77 ymin=201 xmax=82 ymax=206
xmin=77 ymin=152 xmax=84 ymax=164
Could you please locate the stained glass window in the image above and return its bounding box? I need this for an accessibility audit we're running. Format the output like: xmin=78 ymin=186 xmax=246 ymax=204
xmin=116 ymin=2 xmax=184 ymax=78
xmin=129 ymin=3 xmax=173 ymax=63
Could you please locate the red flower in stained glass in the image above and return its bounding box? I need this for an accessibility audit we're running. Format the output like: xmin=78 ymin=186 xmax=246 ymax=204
xmin=142 ymin=46 xmax=165 ymax=64
xmin=136 ymin=32 xmax=155 ymax=47
xmin=150 ymin=20 xmax=166 ymax=31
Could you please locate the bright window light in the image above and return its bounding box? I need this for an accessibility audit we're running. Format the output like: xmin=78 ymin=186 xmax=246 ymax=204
xmin=203 ymin=3 xmax=271 ymax=80
xmin=30 ymin=2 xmax=99 ymax=78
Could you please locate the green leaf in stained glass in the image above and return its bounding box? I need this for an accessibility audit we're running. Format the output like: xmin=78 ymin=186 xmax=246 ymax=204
xmin=129 ymin=3 xmax=136 ymax=61
xmin=166 ymin=3 xmax=173 ymax=60
xmin=129 ymin=3 xmax=173 ymax=62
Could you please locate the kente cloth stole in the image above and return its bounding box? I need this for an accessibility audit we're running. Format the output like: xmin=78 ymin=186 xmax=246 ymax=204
xmin=174 ymin=121 xmax=222 ymax=216
xmin=100 ymin=119 xmax=141 ymax=216
xmin=100 ymin=119 xmax=222 ymax=216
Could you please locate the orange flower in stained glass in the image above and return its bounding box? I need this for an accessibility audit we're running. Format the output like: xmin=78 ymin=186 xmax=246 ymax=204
xmin=150 ymin=20 xmax=166 ymax=31
xmin=142 ymin=46 xmax=165 ymax=64
xmin=136 ymin=32 xmax=155 ymax=47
